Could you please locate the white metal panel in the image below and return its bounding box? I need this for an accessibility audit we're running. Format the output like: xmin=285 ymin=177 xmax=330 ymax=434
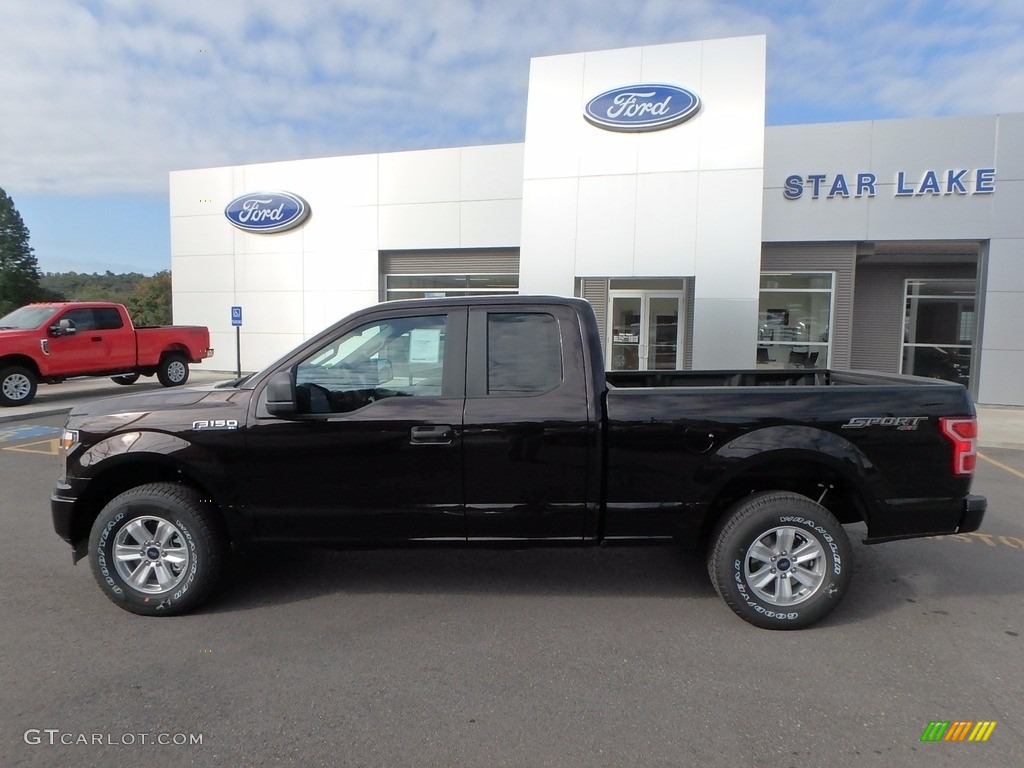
xmin=232 ymin=291 xmax=305 ymax=335
xmin=633 ymin=172 xmax=698 ymax=276
xmin=302 ymin=248 xmax=378 ymax=297
xmin=868 ymin=115 xmax=997 ymax=175
xmin=169 ymin=167 xmax=235 ymax=218
xmin=379 ymin=147 xmax=461 ymax=205
xmin=694 ymin=169 xmax=762 ymax=300
xmin=977 ymin=290 xmax=1024 ymax=352
xmin=231 ymin=226 xmax=306 ymax=256
xmin=522 ymin=53 xmax=585 ymax=181
xmin=976 ymin=350 xmax=1024 ymax=406
xmin=995 ymin=114 xmax=1024 ymax=179
xmin=378 ymin=202 xmax=461 ymax=250
xmin=289 ymin=154 xmax=379 ymax=207
xmin=460 ymin=199 xmax=522 ymax=247
xmin=575 ymin=175 xmax=638 ymax=276
xmin=460 ymin=144 xmax=525 ymax=201
xmin=984 ymin=238 xmax=1024 ymax=293
xmin=866 ymin=191 xmax=994 ymax=241
xmin=301 ymin=204 xmax=378 ymax=256
xmin=690 ymin=298 xmax=758 ymax=369
xmin=518 ymin=178 xmax=578 ymax=295
xmin=170 ymin=254 xmax=236 ymax=293
xmin=171 ymin=291 xmax=235 ymax=334
xmin=169 ymin=215 xmax=233 ymax=257
xmin=696 ymin=36 xmax=766 ymax=171
xmin=991 ymin=180 xmax=1024 ymax=239
xmin=634 ymin=41 xmax=703 ymax=174
xmin=578 ymin=46 xmax=642 ymax=177
xmin=234 ymin=253 xmax=304 ymax=293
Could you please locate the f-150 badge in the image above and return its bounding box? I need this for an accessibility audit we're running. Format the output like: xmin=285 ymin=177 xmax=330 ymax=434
xmin=192 ymin=419 xmax=239 ymax=430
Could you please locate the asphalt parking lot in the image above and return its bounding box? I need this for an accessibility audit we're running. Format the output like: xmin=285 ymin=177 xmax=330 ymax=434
xmin=1 ymin=392 xmax=1022 ymax=767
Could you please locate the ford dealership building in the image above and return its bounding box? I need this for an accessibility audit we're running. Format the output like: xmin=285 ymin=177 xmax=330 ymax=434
xmin=170 ymin=35 xmax=1024 ymax=406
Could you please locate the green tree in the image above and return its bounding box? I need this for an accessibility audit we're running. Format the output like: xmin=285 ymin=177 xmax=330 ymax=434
xmin=125 ymin=270 xmax=172 ymax=326
xmin=0 ymin=187 xmax=46 ymax=314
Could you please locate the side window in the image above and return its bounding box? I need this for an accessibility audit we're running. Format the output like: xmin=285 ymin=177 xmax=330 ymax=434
xmin=487 ymin=313 xmax=562 ymax=396
xmin=295 ymin=315 xmax=448 ymax=414
xmin=59 ymin=308 xmax=96 ymax=332
xmin=94 ymin=308 xmax=124 ymax=330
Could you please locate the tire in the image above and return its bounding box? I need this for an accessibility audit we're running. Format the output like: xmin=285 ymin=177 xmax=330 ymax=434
xmin=111 ymin=373 xmax=141 ymax=385
xmin=157 ymin=354 xmax=189 ymax=387
xmin=0 ymin=365 xmax=38 ymax=407
xmin=707 ymin=491 xmax=852 ymax=630
xmin=88 ymin=482 xmax=228 ymax=616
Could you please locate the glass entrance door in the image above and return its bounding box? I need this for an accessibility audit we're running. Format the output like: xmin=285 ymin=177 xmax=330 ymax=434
xmin=608 ymin=292 xmax=683 ymax=371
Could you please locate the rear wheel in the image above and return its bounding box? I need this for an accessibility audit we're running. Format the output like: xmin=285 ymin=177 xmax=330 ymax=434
xmin=111 ymin=373 xmax=141 ymax=385
xmin=707 ymin=491 xmax=852 ymax=630
xmin=0 ymin=365 xmax=37 ymax=406
xmin=157 ymin=354 xmax=189 ymax=387
xmin=88 ymin=483 xmax=227 ymax=616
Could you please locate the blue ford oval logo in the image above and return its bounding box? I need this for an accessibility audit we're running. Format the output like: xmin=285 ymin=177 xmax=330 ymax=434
xmin=584 ymin=84 xmax=701 ymax=132
xmin=224 ymin=191 xmax=310 ymax=233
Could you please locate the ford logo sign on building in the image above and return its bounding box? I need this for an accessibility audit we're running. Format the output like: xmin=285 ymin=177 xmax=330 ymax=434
xmin=224 ymin=191 xmax=310 ymax=233
xmin=584 ymin=84 xmax=701 ymax=132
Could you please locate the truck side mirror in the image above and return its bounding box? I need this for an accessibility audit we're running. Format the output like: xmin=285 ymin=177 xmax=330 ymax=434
xmin=376 ymin=358 xmax=393 ymax=384
xmin=48 ymin=319 xmax=77 ymax=338
xmin=265 ymin=370 xmax=297 ymax=416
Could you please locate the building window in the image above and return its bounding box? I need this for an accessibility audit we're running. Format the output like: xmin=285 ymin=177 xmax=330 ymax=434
xmin=901 ymin=279 xmax=975 ymax=386
xmin=757 ymin=272 xmax=834 ymax=369
xmin=385 ymin=274 xmax=518 ymax=301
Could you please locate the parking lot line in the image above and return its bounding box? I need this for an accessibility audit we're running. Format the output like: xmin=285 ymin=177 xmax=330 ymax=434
xmin=978 ymin=451 xmax=1024 ymax=480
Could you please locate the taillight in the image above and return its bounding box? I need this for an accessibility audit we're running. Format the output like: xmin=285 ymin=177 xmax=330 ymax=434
xmin=940 ymin=417 xmax=977 ymax=475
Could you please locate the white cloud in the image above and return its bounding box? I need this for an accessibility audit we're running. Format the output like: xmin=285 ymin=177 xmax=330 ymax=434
xmin=1 ymin=0 xmax=1022 ymax=197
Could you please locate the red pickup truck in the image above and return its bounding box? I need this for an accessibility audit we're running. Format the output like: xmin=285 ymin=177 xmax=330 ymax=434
xmin=0 ymin=302 xmax=213 ymax=406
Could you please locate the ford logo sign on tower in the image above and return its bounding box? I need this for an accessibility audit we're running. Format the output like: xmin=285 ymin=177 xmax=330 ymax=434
xmin=584 ymin=84 xmax=701 ymax=132
xmin=224 ymin=191 xmax=310 ymax=233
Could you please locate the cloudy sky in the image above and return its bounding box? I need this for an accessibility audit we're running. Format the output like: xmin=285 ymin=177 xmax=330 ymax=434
xmin=3 ymin=0 xmax=1023 ymax=274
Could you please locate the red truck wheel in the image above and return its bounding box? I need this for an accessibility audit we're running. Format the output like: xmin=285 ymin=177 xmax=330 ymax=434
xmin=0 ymin=365 xmax=38 ymax=406
xmin=157 ymin=354 xmax=190 ymax=387
xmin=707 ymin=491 xmax=852 ymax=630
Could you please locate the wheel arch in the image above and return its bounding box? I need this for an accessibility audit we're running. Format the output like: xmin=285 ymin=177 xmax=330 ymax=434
xmin=67 ymin=453 xmax=238 ymax=558
xmin=0 ymin=354 xmax=41 ymax=378
xmin=696 ymin=426 xmax=880 ymax=548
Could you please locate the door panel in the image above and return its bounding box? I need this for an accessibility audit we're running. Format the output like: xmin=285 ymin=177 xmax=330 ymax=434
xmin=462 ymin=306 xmax=597 ymax=540
xmin=246 ymin=309 xmax=467 ymax=542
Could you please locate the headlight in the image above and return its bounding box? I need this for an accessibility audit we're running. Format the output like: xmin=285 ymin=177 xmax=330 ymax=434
xmin=59 ymin=430 xmax=79 ymax=475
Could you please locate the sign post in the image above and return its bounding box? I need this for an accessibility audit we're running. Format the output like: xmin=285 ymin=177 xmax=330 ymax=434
xmin=231 ymin=306 xmax=243 ymax=378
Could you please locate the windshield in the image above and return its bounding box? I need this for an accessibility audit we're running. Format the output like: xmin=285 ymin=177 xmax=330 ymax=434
xmin=0 ymin=305 xmax=59 ymax=330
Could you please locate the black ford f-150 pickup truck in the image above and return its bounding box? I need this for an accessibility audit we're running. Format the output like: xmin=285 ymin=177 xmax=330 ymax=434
xmin=52 ymin=296 xmax=986 ymax=629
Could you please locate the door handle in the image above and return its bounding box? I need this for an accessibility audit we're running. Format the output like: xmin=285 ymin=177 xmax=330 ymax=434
xmin=91 ymin=336 xmax=103 ymax=342
xmin=410 ymin=425 xmax=454 ymax=445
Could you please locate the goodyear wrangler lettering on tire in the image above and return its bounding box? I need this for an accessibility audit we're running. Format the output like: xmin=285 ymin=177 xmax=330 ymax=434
xmin=88 ymin=483 xmax=226 ymax=617
xmin=708 ymin=491 xmax=852 ymax=630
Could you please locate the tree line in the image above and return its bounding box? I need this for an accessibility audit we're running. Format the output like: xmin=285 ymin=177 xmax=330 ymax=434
xmin=1 ymin=187 xmax=172 ymax=325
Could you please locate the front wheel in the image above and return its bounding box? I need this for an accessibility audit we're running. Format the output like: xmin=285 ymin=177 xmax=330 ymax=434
xmin=157 ymin=354 xmax=189 ymax=387
xmin=88 ymin=483 xmax=228 ymax=616
xmin=0 ymin=365 xmax=37 ymax=406
xmin=707 ymin=491 xmax=852 ymax=630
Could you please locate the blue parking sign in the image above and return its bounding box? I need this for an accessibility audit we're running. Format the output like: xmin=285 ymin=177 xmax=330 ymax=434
xmin=231 ymin=306 xmax=243 ymax=327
